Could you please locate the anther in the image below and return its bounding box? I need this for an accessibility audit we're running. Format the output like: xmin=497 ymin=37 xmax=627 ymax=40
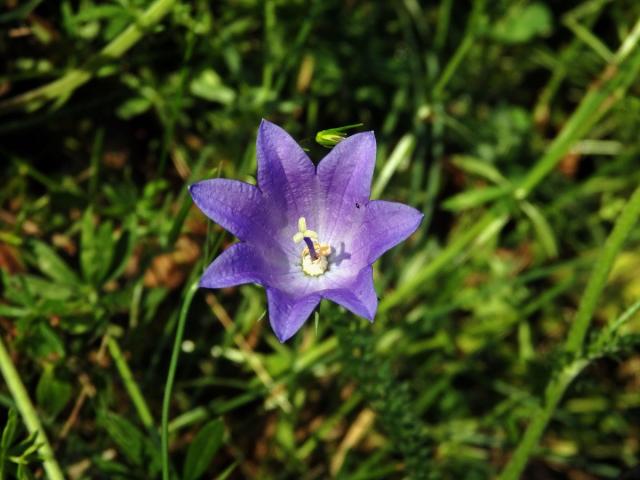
xmin=293 ymin=216 xmax=318 ymax=244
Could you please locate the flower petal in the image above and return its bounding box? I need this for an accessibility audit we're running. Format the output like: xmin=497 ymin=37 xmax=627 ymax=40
xmin=189 ymin=179 xmax=265 ymax=241
xmin=317 ymin=132 xmax=376 ymax=242
xmin=200 ymin=243 xmax=269 ymax=288
xmin=266 ymin=288 xmax=320 ymax=342
xmin=256 ymin=120 xmax=317 ymax=224
xmin=321 ymin=266 xmax=377 ymax=321
xmin=361 ymin=200 xmax=423 ymax=264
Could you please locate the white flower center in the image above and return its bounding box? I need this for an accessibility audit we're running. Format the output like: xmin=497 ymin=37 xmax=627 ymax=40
xmin=293 ymin=216 xmax=331 ymax=276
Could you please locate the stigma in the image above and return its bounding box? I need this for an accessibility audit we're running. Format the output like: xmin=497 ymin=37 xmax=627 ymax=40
xmin=293 ymin=217 xmax=331 ymax=276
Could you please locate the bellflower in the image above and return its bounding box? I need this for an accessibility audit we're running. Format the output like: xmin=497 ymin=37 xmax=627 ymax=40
xmin=189 ymin=120 xmax=423 ymax=342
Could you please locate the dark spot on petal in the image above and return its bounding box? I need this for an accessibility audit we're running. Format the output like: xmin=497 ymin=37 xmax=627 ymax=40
xmin=355 ymin=203 xmax=360 ymax=208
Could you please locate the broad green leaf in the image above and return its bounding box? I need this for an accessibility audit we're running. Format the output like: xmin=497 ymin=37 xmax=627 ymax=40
xmin=116 ymin=96 xmax=152 ymax=119
xmin=98 ymin=412 xmax=160 ymax=474
xmin=36 ymin=365 xmax=72 ymax=419
xmin=0 ymin=305 xmax=30 ymax=318
xmin=29 ymin=240 xmax=80 ymax=286
xmin=81 ymin=209 xmax=115 ymax=285
xmin=105 ymin=215 xmax=137 ymax=283
xmin=492 ymin=2 xmax=553 ymax=44
xmin=21 ymin=275 xmax=75 ymax=301
xmin=183 ymin=419 xmax=225 ymax=480
xmin=26 ymin=323 xmax=65 ymax=360
xmin=190 ymin=70 xmax=236 ymax=105
xmin=98 ymin=411 xmax=145 ymax=465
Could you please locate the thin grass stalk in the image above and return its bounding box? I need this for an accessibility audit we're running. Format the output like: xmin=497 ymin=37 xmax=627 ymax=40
xmin=381 ymin=16 xmax=640 ymax=312
xmin=161 ymin=281 xmax=199 ymax=480
xmin=0 ymin=338 xmax=65 ymax=480
xmin=106 ymin=336 xmax=155 ymax=430
xmin=499 ymin=183 xmax=640 ymax=480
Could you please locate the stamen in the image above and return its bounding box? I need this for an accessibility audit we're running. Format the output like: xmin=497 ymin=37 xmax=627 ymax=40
xmin=293 ymin=216 xmax=332 ymax=276
xmin=293 ymin=216 xmax=318 ymax=244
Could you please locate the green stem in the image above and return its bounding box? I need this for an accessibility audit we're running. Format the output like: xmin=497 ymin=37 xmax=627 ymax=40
xmin=106 ymin=336 xmax=155 ymax=430
xmin=0 ymin=338 xmax=65 ymax=480
xmin=161 ymin=281 xmax=199 ymax=480
xmin=532 ymin=0 xmax=610 ymax=124
xmin=516 ymin=17 xmax=640 ymax=200
xmin=432 ymin=0 xmax=485 ymax=99
xmin=565 ymin=185 xmax=640 ymax=354
xmin=383 ymin=16 xmax=640 ymax=312
xmin=0 ymin=0 xmax=177 ymax=114
xmin=499 ymin=184 xmax=640 ymax=480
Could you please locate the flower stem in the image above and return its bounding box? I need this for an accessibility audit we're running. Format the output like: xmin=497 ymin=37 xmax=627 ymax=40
xmin=499 ymin=183 xmax=640 ymax=480
xmin=0 ymin=0 xmax=177 ymax=114
xmin=0 ymin=337 xmax=65 ymax=480
xmin=161 ymin=281 xmax=199 ymax=480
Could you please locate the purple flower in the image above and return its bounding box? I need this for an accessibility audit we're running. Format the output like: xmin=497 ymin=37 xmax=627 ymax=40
xmin=189 ymin=120 xmax=423 ymax=342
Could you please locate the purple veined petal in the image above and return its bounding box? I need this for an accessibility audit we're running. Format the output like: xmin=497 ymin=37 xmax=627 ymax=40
xmin=321 ymin=266 xmax=377 ymax=322
xmin=266 ymin=288 xmax=321 ymax=342
xmin=316 ymin=132 xmax=376 ymax=244
xmin=256 ymin=120 xmax=318 ymax=227
xmin=189 ymin=179 xmax=266 ymax=241
xmin=361 ymin=200 xmax=423 ymax=264
xmin=200 ymin=243 xmax=270 ymax=288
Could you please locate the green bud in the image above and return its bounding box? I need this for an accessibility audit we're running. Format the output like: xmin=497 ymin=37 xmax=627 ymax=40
xmin=315 ymin=123 xmax=364 ymax=148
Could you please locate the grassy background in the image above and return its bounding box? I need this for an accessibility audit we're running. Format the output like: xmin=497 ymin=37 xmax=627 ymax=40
xmin=1 ymin=0 xmax=640 ymax=479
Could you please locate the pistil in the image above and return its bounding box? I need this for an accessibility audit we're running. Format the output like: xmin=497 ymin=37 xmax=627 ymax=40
xmin=303 ymin=237 xmax=318 ymax=260
xmin=293 ymin=216 xmax=332 ymax=276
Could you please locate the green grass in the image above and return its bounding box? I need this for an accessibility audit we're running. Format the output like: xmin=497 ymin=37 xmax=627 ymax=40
xmin=1 ymin=1 xmax=640 ymax=479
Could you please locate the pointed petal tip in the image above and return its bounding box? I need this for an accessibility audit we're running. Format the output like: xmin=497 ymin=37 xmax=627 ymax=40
xmin=413 ymin=210 xmax=425 ymax=231
xmin=187 ymin=180 xmax=209 ymax=202
xmin=363 ymin=130 xmax=376 ymax=140
xmin=361 ymin=307 xmax=376 ymax=323
xmin=258 ymin=118 xmax=277 ymax=134
xmin=188 ymin=183 xmax=202 ymax=207
xmin=267 ymin=289 xmax=320 ymax=343
xmin=274 ymin=329 xmax=294 ymax=343
xmin=344 ymin=130 xmax=376 ymax=148
xmin=362 ymin=299 xmax=377 ymax=322
xmin=187 ymin=181 xmax=199 ymax=196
